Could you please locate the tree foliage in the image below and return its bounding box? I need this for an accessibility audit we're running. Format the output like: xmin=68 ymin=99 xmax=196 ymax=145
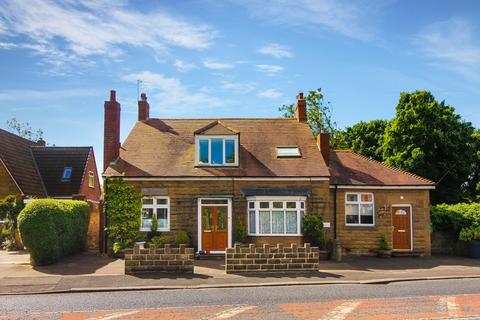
xmin=279 ymin=88 xmax=342 ymax=148
xmin=0 ymin=195 xmax=24 ymax=251
xmin=382 ymin=91 xmax=476 ymax=204
xmin=6 ymin=118 xmax=44 ymax=142
xmin=464 ymin=130 xmax=480 ymax=202
xmin=104 ymin=178 xmax=141 ymax=252
xmin=338 ymin=120 xmax=388 ymax=161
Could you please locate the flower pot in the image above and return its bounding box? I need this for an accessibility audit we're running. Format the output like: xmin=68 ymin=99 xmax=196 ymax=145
xmin=470 ymin=240 xmax=480 ymax=259
xmin=318 ymin=250 xmax=331 ymax=260
xmin=135 ymin=241 xmax=146 ymax=250
xmin=377 ymin=249 xmax=392 ymax=258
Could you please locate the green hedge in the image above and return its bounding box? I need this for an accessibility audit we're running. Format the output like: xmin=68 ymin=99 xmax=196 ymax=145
xmin=431 ymin=203 xmax=480 ymax=240
xmin=17 ymin=199 xmax=90 ymax=266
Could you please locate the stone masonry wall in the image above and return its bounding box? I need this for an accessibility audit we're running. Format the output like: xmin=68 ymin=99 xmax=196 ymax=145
xmin=225 ymin=243 xmax=319 ymax=273
xmin=124 ymin=244 xmax=194 ymax=274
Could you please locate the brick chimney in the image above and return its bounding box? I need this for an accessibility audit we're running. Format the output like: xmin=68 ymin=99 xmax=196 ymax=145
xmin=317 ymin=133 xmax=330 ymax=166
xmin=103 ymin=90 xmax=121 ymax=171
xmin=138 ymin=92 xmax=150 ymax=121
xmin=295 ymin=92 xmax=307 ymax=122
xmin=36 ymin=138 xmax=46 ymax=146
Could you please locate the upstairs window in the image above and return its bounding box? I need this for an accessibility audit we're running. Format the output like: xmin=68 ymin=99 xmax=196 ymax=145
xmin=196 ymin=135 xmax=239 ymax=166
xmin=62 ymin=167 xmax=72 ymax=181
xmin=276 ymin=147 xmax=301 ymax=157
xmin=88 ymin=171 xmax=95 ymax=188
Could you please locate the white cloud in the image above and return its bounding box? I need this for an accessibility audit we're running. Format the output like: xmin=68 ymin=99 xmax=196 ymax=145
xmin=221 ymin=81 xmax=256 ymax=93
xmin=0 ymin=0 xmax=216 ymax=70
xmin=413 ymin=17 xmax=480 ymax=78
xmin=203 ymin=59 xmax=234 ymax=70
xmin=234 ymin=0 xmax=378 ymax=40
xmin=257 ymin=89 xmax=282 ymax=99
xmin=122 ymin=71 xmax=227 ymax=116
xmin=174 ymin=59 xmax=196 ymax=72
xmin=258 ymin=43 xmax=293 ymax=58
xmin=256 ymin=64 xmax=284 ymax=75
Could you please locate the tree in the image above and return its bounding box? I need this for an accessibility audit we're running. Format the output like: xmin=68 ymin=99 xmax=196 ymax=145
xmin=383 ymin=91 xmax=476 ymax=204
xmin=6 ymin=118 xmax=43 ymax=142
xmin=464 ymin=130 xmax=480 ymax=201
xmin=338 ymin=120 xmax=388 ymax=161
xmin=279 ymin=88 xmax=342 ymax=148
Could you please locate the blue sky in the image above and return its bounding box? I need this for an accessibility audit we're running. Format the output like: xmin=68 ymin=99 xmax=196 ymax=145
xmin=0 ymin=0 xmax=479 ymax=171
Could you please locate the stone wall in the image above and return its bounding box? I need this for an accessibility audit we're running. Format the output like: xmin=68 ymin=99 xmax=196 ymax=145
xmin=124 ymin=244 xmax=194 ymax=274
xmin=431 ymin=231 xmax=469 ymax=256
xmin=225 ymin=243 xmax=319 ymax=273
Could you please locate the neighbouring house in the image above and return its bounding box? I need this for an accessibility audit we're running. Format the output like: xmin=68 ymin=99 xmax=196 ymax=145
xmin=0 ymin=129 xmax=102 ymax=249
xmin=102 ymin=90 xmax=435 ymax=256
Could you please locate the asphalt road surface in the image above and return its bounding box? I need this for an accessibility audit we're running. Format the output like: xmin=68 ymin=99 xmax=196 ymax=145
xmin=2 ymin=278 xmax=480 ymax=319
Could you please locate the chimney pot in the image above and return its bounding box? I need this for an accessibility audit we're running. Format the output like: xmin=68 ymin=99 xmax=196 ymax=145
xmin=138 ymin=93 xmax=150 ymax=121
xmin=110 ymin=90 xmax=116 ymax=102
xmin=37 ymin=138 xmax=46 ymax=146
xmin=140 ymin=92 xmax=147 ymax=101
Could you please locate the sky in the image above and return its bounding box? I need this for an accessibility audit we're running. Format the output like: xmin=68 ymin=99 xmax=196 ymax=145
xmin=0 ymin=0 xmax=479 ymax=172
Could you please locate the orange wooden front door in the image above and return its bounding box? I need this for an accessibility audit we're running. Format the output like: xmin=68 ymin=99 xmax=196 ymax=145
xmin=201 ymin=206 xmax=228 ymax=253
xmin=392 ymin=206 xmax=412 ymax=250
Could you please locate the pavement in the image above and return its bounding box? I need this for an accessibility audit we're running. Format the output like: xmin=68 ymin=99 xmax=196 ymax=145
xmin=0 ymin=250 xmax=480 ymax=295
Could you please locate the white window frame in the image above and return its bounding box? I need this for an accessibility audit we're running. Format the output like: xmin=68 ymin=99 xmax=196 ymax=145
xmin=140 ymin=196 xmax=170 ymax=232
xmin=195 ymin=135 xmax=239 ymax=166
xmin=345 ymin=192 xmax=375 ymax=227
xmin=88 ymin=171 xmax=95 ymax=188
xmin=62 ymin=167 xmax=72 ymax=181
xmin=247 ymin=196 xmax=306 ymax=236
xmin=276 ymin=146 xmax=301 ymax=157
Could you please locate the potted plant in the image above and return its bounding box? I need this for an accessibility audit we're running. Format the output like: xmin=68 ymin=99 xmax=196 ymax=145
xmin=134 ymin=233 xmax=147 ymax=250
xmin=302 ymin=214 xmax=330 ymax=260
xmin=459 ymin=226 xmax=480 ymax=259
xmin=377 ymin=233 xmax=392 ymax=258
xmin=146 ymin=214 xmax=160 ymax=242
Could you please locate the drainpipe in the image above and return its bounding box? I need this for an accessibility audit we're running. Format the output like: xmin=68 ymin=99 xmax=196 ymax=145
xmin=333 ymin=185 xmax=337 ymax=240
xmin=102 ymin=177 xmax=108 ymax=254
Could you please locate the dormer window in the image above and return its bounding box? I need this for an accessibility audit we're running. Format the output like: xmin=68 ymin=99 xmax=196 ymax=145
xmin=196 ymin=136 xmax=239 ymax=166
xmin=62 ymin=167 xmax=72 ymax=181
xmin=276 ymin=147 xmax=301 ymax=157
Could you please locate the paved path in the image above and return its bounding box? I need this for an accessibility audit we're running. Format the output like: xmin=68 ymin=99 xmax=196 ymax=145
xmin=2 ymin=278 xmax=480 ymax=319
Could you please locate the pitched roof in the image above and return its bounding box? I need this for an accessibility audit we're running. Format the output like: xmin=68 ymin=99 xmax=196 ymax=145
xmin=31 ymin=147 xmax=92 ymax=197
xmin=0 ymin=129 xmax=46 ymax=197
xmin=329 ymin=150 xmax=435 ymax=186
xmin=104 ymin=118 xmax=330 ymax=177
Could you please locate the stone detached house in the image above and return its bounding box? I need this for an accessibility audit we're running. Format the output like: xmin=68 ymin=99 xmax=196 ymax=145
xmin=0 ymin=129 xmax=101 ymax=249
xmin=102 ymin=90 xmax=435 ymax=256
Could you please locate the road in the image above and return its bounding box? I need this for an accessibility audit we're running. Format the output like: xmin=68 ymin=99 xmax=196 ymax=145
xmin=1 ymin=278 xmax=480 ymax=319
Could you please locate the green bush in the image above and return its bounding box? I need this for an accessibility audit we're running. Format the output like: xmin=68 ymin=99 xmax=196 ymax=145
xmin=431 ymin=203 xmax=480 ymax=241
xmin=459 ymin=226 xmax=480 ymax=241
xmin=234 ymin=217 xmax=246 ymax=243
xmin=378 ymin=234 xmax=390 ymax=250
xmin=17 ymin=199 xmax=90 ymax=266
xmin=104 ymin=178 xmax=141 ymax=253
xmin=151 ymin=235 xmax=172 ymax=247
xmin=301 ymin=214 xmax=324 ymax=247
xmin=0 ymin=195 xmax=24 ymax=251
xmin=175 ymin=230 xmax=190 ymax=245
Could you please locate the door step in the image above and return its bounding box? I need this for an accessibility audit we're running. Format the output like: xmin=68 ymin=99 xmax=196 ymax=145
xmin=392 ymin=251 xmax=424 ymax=257
xmin=196 ymin=254 xmax=225 ymax=260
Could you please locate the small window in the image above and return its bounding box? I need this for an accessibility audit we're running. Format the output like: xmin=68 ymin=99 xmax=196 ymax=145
xmin=345 ymin=193 xmax=375 ymax=226
xmin=88 ymin=171 xmax=95 ymax=188
xmin=62 ymin=167 xmax=72 ymax=181
xmin=141 ymin=196 xmax=170 ymax=231
xmin=276 ymin=147 xmax=301 ymax=157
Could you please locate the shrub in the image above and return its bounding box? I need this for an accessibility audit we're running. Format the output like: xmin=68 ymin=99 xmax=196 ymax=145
xmin=378 ymin=234 xmax=390 ymax=250
xmin=151 ymin=235 xmax=172 ymax=247
xmin=104 ymin=178 xmax=141 ymax=253
xmin=234 ymin=217 xmax=246 ymax=243
xmin=302 ymin=214 xmax=324 ymax=247
xmin=175 ymin=230 xmax=190 ymax=245
xmin=150 ymin=214 xmax=158 ymax=232
xmin=431 ymin=203 xmax=480 ymax=241
xmin=459 ymin=226 xmax=480 ymax=242
xmin=0 ymin=195 xmax=24 ymax=251
xmin=17 ymin=199 xmax=90 ymax=266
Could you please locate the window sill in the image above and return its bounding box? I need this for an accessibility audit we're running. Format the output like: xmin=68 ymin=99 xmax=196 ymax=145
xmin=344 ymin=224 xmax=376 ymax=228
xmin=248 ymin=234 xmax=302 ymax=237
xmin=140 ymin=228 xmax=170 ymax=232
xmin=195 ymin=164 xmax=239 ymax=168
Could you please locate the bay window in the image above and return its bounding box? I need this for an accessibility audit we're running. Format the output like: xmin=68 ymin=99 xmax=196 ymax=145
xmin=248 ymin=198 xmax=305 ymax=236
xmin=345 ymin=193 xmax=374 ymax=226
xmin=195 ymin=135 xmax=238 ymax=166
xmin=141 ymin=196 xmax=170 ymax=231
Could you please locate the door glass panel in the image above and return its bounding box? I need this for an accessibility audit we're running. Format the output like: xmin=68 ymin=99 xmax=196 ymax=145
xmin=395 ymin=209 xmax=407 ymax=215
xmin=211 ymin=138 xmax=223 ymax=164
xmin=217 ymin=207 xmax=227 ymax=231
xmin=272 ymin=211 xmax=284 ymax=234
xmin=202 ymin=208 xmax=213 ymax=232
xmin=259 ymin=211 xmax=271 ymax=234
xmin=286 ymin=211 xmax=298 ymax=234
